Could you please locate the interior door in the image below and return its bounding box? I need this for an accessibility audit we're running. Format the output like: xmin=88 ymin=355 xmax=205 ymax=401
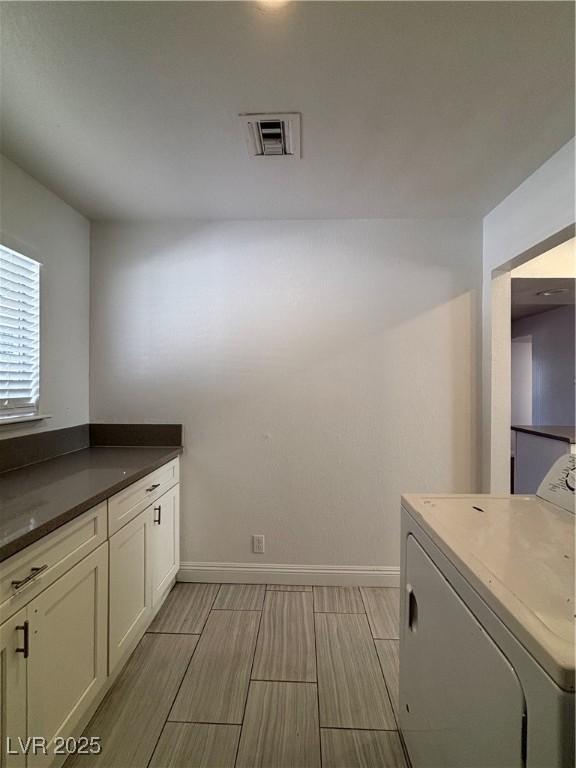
xmin=400 ymin=534 xmax=526 ymax=768
xmin=0 ymin=609 xmax=28 ymax=768
xmin=109 ymin=507 xmax=152 ymax=672
xmin=151 ymin=485 xmax=180 ymax=607
xmin=27 ymin=543 xmax=108 ymax=768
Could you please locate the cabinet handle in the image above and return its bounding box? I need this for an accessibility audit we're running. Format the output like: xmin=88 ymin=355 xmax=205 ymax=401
xmin=407 ymin=585 xmax=418 ymax=632
xmin=153 ymin=505 xmax=162 ymax=525
xmin=15 ymin=621 xmax=29 ymax=658
xmin=146 ymin=483 xmax=160 ymax=493
xmin=11 ymin=564 xmax=48 ymax=591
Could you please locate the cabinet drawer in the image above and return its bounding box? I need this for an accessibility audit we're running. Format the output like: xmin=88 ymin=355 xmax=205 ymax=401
xmin=108 ymin=458 xmax=179 ymax=536
xmin=0 ymin=503 xmax=107 ymax=624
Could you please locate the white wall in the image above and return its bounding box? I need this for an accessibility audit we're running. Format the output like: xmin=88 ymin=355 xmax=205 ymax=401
xmin=512 ymin=306 xmax=575 ymax=426
xmin=91 ymin=219 xmax=481 ymax=581
xmin=511 ymin=337 xmax=532 ymax=428
xmin=0 ymin=155 xmax=90 ymax=439
xmin=483 ymin=141 xmax=575 ymax=276
xmin=482 ymin=139 xmax=575 ymax=491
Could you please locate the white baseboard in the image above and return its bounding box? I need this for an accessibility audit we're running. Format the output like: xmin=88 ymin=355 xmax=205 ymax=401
xmin=178 ymin=561 xmax=400 ymax=587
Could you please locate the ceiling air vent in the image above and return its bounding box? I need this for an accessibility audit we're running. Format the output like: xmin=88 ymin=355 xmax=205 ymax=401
xmin=239 ymin=113 xmax=301 ymax=159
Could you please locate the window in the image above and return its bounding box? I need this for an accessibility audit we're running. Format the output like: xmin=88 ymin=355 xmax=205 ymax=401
xmin=0 ymin=244 xmax=40 ymax=420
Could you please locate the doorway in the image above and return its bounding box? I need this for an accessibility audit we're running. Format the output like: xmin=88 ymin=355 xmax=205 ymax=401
xmin=492 ymin=235 xmax=576 ymax=494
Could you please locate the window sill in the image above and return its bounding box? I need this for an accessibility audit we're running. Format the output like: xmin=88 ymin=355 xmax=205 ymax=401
xmin=0 ymin=414 xmax=52 ymax=427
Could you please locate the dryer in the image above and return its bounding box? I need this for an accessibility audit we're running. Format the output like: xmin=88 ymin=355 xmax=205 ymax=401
xmin=399 ymin=454 xmax=575 ymax=768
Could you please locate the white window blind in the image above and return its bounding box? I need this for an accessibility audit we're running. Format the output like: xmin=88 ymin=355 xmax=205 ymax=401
xmin=0 ymin=244 xmax=40 ymax=418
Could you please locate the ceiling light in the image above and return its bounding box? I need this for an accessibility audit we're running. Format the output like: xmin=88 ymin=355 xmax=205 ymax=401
xmin=256 ymin=0 xmax=290 ymax=14
xmin=258 ymin=0 xmax=290 ymax=8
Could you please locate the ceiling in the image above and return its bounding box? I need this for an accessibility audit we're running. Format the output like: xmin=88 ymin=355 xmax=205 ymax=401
xmin=511 ymin=278 xmax=575 ymax=321
xmin=0 ymin=1 xmax=573 ymax=220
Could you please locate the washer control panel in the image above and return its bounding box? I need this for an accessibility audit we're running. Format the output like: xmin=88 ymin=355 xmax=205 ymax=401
xmin=537 ymin=453 xmax=576 ymax=513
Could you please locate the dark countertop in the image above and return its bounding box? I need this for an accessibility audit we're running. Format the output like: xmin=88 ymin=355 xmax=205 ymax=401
xmin=511 ymin=425 xmax=576 ymax=444
xmin=0 ymin=445 xmax=182 ymax=563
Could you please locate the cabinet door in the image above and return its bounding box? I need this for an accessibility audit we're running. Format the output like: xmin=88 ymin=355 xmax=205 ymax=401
xmin=0 ymin=609 xmax=28 ymax=768
xmin=109 ymin=508 xmax=152 ymax=673
xmin=151 ymin=484 xmax=180 ymax=607
xmin=27 ymin=544 xmax=108 ymax=768
xmin=400 ymin=535 xmax=526 ymax=768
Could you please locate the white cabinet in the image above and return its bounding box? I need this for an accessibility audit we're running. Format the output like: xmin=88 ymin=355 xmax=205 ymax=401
xmin=108 ymin=459 xmax=179 ymax=536
xmin=108 ymin=482 xmax=180 ymax=671
xmin=0 ymin=504 xmax=107 ymax=625
xmin=108 ymin=507 xmax=153 ymax=673
xmin=0 ymin=609 xmax=28 ymax=768
xmin=1 ymin=457 xmax=180 ymax=767
xmin=27 ymin=544 xmax=108 ymax=768
xmin=0 ymin=545 xmax=108 ymax=768
xmin=151 ymin=484 xmax=180 ymax=607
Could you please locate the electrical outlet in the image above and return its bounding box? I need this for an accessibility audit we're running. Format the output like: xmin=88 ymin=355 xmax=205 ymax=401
xmin=252 ymin=534 xmax=265 ymax=554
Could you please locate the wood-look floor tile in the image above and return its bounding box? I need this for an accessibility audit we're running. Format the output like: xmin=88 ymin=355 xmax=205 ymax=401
xmin=252 ymin=591 xmax=316 ymax=682
xmin=321 ymin=729 xmax=407 ymax=768
xmin=213 ymin=583 xmax=266 ymax=610
xmin=66 ymin=634 xmax=197 ymax=768
xmin=169 ymin=609 xmax=260 ymax=724
xmin=236 ymin=682 xmax=320 ymax=768
xmin=315 ymin=613 xmax=396 ymax=730
xmin=149 ymin=722 xmax=240 ymax=768
xmin=375 ymin=639 xmax=399 ymax=719
xmin=360 ymin=587 xmax=400 ymax=639
xmin=148 ymin=583 xmax=220 ymax=634
xmin=313 ymin=586 xmax=365 ymax=613
xmin=267 ymin=584 xmax=313 ymax=592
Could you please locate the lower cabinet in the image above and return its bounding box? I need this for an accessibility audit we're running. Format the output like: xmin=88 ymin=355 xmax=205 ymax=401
xmin=108 ymin=508 xmax=153 ymax=673
xmin=0 ymin=544 xmax=108 ymax=768
xmin=108 ymin=482 xmax=180 ymax=672
xmin=151 ymin=484 xmax=180 ymax=607
xmin=1 ymin=462 xmax=180 ymax=767
xmin=0 ymin=608 xmax=27 ymax=768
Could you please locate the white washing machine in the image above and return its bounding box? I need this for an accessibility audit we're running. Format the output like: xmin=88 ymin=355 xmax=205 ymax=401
xmin=399 ymin=454 xmax=575 ymax=768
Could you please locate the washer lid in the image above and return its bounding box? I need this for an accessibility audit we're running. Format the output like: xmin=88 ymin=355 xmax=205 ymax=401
xmin=401 ymin=492 xmax=575 ymax=690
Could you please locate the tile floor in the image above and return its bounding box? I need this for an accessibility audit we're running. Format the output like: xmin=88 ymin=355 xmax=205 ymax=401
xmin=68 ymin=584 xmax=408 ymax=768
